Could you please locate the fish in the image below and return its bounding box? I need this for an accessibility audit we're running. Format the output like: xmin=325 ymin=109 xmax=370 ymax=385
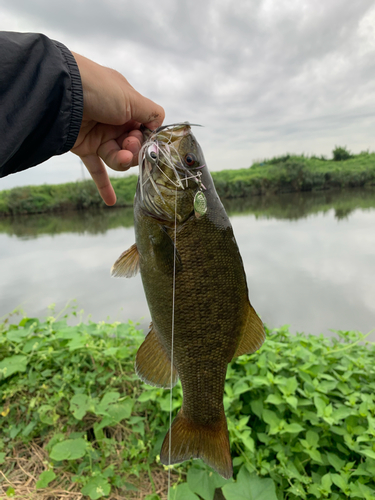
xmin=111 ymin=123 xmax=265 ymax=479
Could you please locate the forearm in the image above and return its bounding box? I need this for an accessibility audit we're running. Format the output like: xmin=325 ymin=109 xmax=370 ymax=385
xmin=0 ymin=32 xmax=83 ymax=178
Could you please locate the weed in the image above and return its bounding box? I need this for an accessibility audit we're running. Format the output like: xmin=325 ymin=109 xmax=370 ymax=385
xmin=1 ymin=310 xmax=375 ymax=499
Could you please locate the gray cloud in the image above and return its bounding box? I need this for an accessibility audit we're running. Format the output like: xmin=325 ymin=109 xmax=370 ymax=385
xmin=1 ymin=0 xmax=375 ymax=189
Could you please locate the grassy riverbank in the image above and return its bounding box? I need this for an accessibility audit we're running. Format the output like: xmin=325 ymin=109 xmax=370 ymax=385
xmin=1 ymin=149 xmax=374 ymax=217
xmin=1 ymin=308 xmax=374 ymax=499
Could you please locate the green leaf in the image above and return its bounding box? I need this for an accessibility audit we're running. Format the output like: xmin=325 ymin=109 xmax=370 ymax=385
xmin=55 ymin=327 xmax=79 ymax=339
xmin=361 ymin=449 xmax=375 ymax=460
xmin=286 ymin=396 xmax=298 ymax=409
xmin=281 ymin=422 xmax=304 ymax=434
xmin=95 ymin=392 xmax=120 ymax=414
xmin=0 ymin=452 xmax=5 ymax=464
xmin=159 ymin=395 xmax=181 ymax=412
xmin=20 ymin=317 xmax=40 ymax=329
xmin=22 ymin=420 xmax=37 ymax=437
xmin=262 ymin=410 xmax=280 ymax=428
xmin=306 ymin=430 xmax=319 ymax=448
xmin=187 ymin=466 xmax=230 ymax=500
xmin=81 ymin=476 xmax=111 ymax=500
xmin=102 ymin=466 xmax=114 ymax=479
xmin=250 ymin=399 xmax=263 ymax=418
xmin=350 ymin=481 xmax=375 ymax=499
xmin=38 ymin=404 xmax=59 ymax=425
xmin=103 ymin=346 xmax=119 ymax=356
xmin=314 ymin=395 xmax=326 ymax=417
xmin=6 ymin=487 xmax=15 ymax=497
xmin=222 ymin=466 xmax=278 ymax=500
xmin=352 ymin=461 xmax=375 ymax=477
xmin=22 ymin=337 xmax=45 ymax=353
xmin=320 ymin=473 xmax=332 ymax=492
xmin=264 ymin=394 xmax=284 ymax=405
xmin=69 ymin=394 xmax=92 ymax=420
xmin=326 ymin=452 xmax=345 ymax=471
xmin=306 ymin=448 xmax=323 ymax=463
xmin=169 ymin=483 xmax=200 ymax=500
xmin=242 ymin=434 xmax=255 ymax=453
xmin=332 ymin=406 xmax=353 ymax=422
xmin=330 ymin=473 xmax=348 ymax=491
xmin=6 ymin=329 xmax=29 ymax=342
xmin=286 ymin=482 xmax=307 ymax=499
xmin=0 ymin=355 xmax=28 ymax=380
xmin=67 ymin=335 xmax=88 ymax=351
xmin=50 ymin=438 xmax=87 ymax=461
xmin=279 ymin=376 xmax=298 ymax=396
xmin=36 ymin=470 xmax=56 ymax=489
xmin=9 ymin=424 xmax=22 ymax=439
xmin=95 ymin=399 xmax=134 ymax=430
xmin=308 ymin=483 xmax=321 ymax=498
xmin=187 ymin=467 xmax=212 ymax=500
xmin=138 ymin=389 xmax=159 ymax=402
xmin=233 ymin=381 xmax=250 ymax=395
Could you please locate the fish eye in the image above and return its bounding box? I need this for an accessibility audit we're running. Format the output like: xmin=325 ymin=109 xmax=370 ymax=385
xmin=184 ymin=153 xmax=196 ymax=166
xmin=147 ymin=144 xmax=158 ymax=163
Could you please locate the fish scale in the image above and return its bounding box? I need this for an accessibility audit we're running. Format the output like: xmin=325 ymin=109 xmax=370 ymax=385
xmin=111 ymin=123 xmax=265 ymax=478
xmin=164 ymin=223 xmax=247 ymax=421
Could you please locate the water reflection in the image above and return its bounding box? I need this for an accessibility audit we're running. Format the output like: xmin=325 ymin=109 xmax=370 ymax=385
xmin=0 ymin=189 xmax=374 ymax=340
xmin=223 ymin=187 xmax=375 ymax=220
xmin=1 ymin=188 xmax=375 ymax=239
xmin=0 ymin=206 xmax=134 ymax=239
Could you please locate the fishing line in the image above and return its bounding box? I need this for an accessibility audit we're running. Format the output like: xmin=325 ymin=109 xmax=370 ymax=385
xmin=167 ymin=185 xmax=178 ymax=499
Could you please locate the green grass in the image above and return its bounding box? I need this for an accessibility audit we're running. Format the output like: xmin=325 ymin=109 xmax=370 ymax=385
xmin=1 ymin=306 xmax=374 ymax=499
xmin=213 ymin=151 xmax=375 ymax=199
xmin=1 ymin=149 xmax=375 ymax=217
xmin=0 ymin=176 xmax=137 ymax=217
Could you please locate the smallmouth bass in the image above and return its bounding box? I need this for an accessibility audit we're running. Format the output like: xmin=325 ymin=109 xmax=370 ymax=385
xmin=112 ymin=123 xmax=265 ymax=478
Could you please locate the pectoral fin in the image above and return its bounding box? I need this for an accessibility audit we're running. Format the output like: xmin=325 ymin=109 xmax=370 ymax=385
xmin=135 ymin=323 xmax=179 ymax=388
xmin=111 ymin=243 xmax=140 ymax=278
xmin=234 ymin=302 xmax=265 ymax=358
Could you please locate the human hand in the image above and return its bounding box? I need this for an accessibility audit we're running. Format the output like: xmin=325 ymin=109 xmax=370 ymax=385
xmin=70 ymin=52 xmax=165 ymax=206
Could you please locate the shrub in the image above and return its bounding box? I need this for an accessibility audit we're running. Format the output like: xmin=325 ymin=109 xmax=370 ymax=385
xmin=332 ymin=146 xmax=352 ymax=162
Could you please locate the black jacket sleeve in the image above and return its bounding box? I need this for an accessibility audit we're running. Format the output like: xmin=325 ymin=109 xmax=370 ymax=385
xmin=0 ymin=32 xmax=83 ymax=177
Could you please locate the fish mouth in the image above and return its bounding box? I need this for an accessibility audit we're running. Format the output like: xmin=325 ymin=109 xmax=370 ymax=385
xmin=141 ymin=122 xmax=202 ymax=143
xmin=138 ymin=122 xmax=205 ymax=208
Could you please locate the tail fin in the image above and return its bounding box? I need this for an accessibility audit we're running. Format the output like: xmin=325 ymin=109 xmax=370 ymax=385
xmin=160 ymin=408 xmax=232 ymax=479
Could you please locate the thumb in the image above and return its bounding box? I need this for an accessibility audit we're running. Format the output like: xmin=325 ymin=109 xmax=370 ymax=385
xmin=127 ymin=87 xmax=165 ymax=130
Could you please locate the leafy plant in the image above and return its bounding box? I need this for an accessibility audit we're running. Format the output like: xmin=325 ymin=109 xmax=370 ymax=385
xmin=1 ymin=308 xmax=375 ymax=499
xmin=332 ymin=146 xmax=352 ymax=161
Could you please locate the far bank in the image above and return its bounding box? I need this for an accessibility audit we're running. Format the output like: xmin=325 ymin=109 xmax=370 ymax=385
xmin=1 ymin=149 xmax=374 ymax=217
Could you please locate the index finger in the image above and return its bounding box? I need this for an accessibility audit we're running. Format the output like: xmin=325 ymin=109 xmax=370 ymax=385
xmin=80 ymin=154 xmax=117 ymax=206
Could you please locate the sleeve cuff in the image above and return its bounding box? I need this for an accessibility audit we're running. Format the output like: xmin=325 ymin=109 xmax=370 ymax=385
xmin=53 ymin=41 xmax=84 ymax=152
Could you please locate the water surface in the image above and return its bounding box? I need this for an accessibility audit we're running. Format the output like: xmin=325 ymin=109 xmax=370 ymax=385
xmin=1 ymin=189 xmax=374 ymax=340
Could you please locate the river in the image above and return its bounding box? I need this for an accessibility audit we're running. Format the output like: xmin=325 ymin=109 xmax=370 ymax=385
xmin=0 ymin=188 xmax=374 ymax=341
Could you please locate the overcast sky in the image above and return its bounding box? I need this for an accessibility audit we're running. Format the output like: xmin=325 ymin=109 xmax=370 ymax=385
xmin=1 ymin=0 xmax=375 ymax=190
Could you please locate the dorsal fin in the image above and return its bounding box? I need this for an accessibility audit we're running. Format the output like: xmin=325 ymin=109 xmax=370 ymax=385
xmin=111 ymin=243 xmax=140 ymax=278
xmin=234 ymin=302 xmax=265 ymax=358
xmin=135 ymin=323 xmax=179 ymax=388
